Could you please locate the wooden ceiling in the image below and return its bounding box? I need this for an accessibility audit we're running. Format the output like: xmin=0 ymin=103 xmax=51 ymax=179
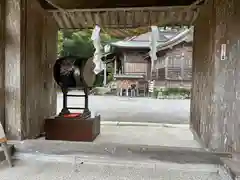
xmin=39 ymin=0 xmax=202 ymax=9
xmin=39 ymin=0 xmax=204 ymax=37
xmin=50 ymin=6 xmax=199 ymax=30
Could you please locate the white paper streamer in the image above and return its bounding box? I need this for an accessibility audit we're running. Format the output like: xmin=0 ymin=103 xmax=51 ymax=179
xmin=91 ymin=25 xmax=104 ymax=74
xmin=149 ymin=26 xmax=159 ymax=72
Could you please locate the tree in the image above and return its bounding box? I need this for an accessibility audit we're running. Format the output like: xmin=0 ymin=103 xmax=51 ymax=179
xmin=58 ymin=29 xmax=121 ymax=58
xmin=60 ymin=30 xmax=94 ymax=58
xmin=57 ymin=29 xmax=121 ymax=87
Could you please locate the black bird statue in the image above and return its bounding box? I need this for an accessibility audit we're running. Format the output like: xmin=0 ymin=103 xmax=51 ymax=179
xmin=53 ymin=55 xmax=96 ymax=116
xmin=53 ymin=56 xmax=86 ymax=89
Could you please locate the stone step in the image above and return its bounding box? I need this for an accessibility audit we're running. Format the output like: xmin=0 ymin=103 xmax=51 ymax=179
xmin=0 ymin=158 xmax=231 ymax=180
xmin=10 ymin=140 xmax=232 ymax=165
xmin=9 ymin=140 xmax=234 ymax=179
xmin=12 ymin=149 xmax=232 ymax=180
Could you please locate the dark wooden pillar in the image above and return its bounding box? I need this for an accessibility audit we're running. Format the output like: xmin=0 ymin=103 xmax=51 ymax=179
xmin=4 ymin=0 xmax=24 ymax=140
xmin=190 ymin=0 xmax=215 ymax=148
xmin=191 ymin=0 xmax=240 ymax=152
xmin=4 ymin=0 xmax=57 ymax=140
xmin=0 ymin=0 xmax=6 ymax=129
xmin=210 ymin=0 xmax=240 ymax=152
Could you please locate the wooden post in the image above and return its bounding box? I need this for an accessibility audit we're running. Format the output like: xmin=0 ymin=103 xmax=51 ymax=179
xmin=103 ymin=63 xmax=107 ymax=86
xmin=165 ymin=56 xmax=169 ymax=87
xmin=165 ymin=56 xmax=169 ymax=79
xmin=120 ymin=88 xmax=123 ymax=96
xmin=180 ymin=53 xmax=185 ymax=86
xmin=123 ymin=52 xmax=127 ymax=73
xmin=114 ymin=58 xmax=117 ymax=75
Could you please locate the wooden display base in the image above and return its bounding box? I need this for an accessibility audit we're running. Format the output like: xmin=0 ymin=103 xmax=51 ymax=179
xmin=44 ymin=115 xmax=100 ymax=142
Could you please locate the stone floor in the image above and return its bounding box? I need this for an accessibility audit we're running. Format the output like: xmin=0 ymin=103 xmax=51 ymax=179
xmin=0 ymin=94 xmax=234 ymax=179
xmin=5 ymin=124 xmax=232 ymax=179
xmin=0 ymin=158 xmax=230 ymax=180
xmin=10 ymin=124 xmax=200 ymax=154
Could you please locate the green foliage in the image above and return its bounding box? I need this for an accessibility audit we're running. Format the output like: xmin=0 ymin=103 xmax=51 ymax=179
xmin=151 ymin=87 xmax=191 ymax=99
xmin=107 ymin=72 xmax=114 ymax=82
xmin=153 ymin=88 xmax=160 ymax=98
xmin=160 ymin=88 xmax=190 ymax=96
xmin=93 ymin=71 xmax=104 ymax=87
xmin=57 ymin=31 xmax=63 ymax=57
xmin=60 ymin=30 xmax=95 ymax=58
xmin=57 ymin=29 xmax=121 ymax=58
xmin=57 ymin=29 xmax=122 ymax=87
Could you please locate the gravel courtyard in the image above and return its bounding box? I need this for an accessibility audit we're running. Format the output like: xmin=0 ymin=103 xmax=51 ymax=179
xmin=57 ymin=92 xmax=191 ymax=124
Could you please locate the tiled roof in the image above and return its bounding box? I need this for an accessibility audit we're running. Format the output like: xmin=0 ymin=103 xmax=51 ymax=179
xmin=131 ymin=32 xmax=168 ymax=42
xmin=111 ymin=28 xmax=182 ymax=48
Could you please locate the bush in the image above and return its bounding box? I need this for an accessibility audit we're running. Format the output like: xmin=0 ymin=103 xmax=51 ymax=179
xmin=157 ymin=87 xmax=190 ymax=99
xmin=153 ymin=88 xmax=160 ymax=98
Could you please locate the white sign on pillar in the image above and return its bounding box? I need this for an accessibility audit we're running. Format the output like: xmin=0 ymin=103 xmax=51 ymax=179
xmin=220 ymin=44 xmax=227 ymax=60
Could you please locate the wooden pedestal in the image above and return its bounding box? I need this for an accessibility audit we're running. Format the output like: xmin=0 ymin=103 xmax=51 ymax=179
xmin=44 ymin=115 xmax=100 ymax=142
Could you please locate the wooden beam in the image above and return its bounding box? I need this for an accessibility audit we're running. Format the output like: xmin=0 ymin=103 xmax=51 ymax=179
xmin=0 ymin=0 xmax=5 ymax=128
xmin=41 ymin=0 xmax=199 ymax=9
xmin=94 ymin=12 xmax=102 ymax=26
xmin=68 ymin=12 xmax=79 ymax=28
xmin=84 ymin=11 xmax=94 ymax=27
xmin=53 ymin=12 xmax=65 ymax=28
xmin=49 ymin=5 xmax=202 ymax=29
xmin=61 ymin=12 xmax=72 ymax=28
xmin=101 ymin=11 xmax=109 ymax=27
xmin=47 ymin=6 xmax=200 ymax=13
xmin=74 ymin=12 xmax=88 ymax=28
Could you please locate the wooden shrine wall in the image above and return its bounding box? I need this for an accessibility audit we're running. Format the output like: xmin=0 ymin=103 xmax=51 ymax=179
xmin=0 ymin=1 xmax=6 ymax=128
xmin=191 ymin=0 xmax=240 ymax=152
xmin=23 ymin=0 xmax=58 ymax=139
xmin=4 ymin=0 xmax=57 ymax=139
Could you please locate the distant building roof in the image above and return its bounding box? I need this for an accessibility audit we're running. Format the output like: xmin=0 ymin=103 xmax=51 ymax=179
xmin=130 ymin=32 xmax=168 ymax=42
xmin=110 ymin=27 xmax=193 ymax=50
xmin=156 ymin=26 xmax=194 ymax=51
xmin=111 ymin=41 xmax=165 ymax=49
xmin=111 ymin=28 xmax=181 ymax=48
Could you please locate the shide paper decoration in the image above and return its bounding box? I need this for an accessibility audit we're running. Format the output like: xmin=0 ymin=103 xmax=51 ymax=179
xmin=91 ymin=25 xmax=104 ymax=74
xmin=149 ymin=26 xmax=159 ymax=73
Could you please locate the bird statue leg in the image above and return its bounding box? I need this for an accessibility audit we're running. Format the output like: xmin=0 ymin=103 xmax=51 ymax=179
xmin=83 ymin=87 xmax=90 ymax=118
xmin=59 ymin=87 xmax=70 ymax=116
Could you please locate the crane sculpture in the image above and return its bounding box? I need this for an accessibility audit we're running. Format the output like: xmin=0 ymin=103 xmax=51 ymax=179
xmin=44 ymin=55 xmax=100 ymax=142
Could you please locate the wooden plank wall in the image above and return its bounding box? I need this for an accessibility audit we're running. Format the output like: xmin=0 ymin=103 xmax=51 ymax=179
xmin=5 ymin=0 xmax=23 ymax=139
xmin=4 ymin=0 xmax=57 ymax=139
xmin=23 ymin=0 xmax=57 ymax=139
xmin=0 ymin=1 xmax=5 ymax=128
xmin=209 ymin=0 xmax=240 ymax=152
xmin=190 ymin=0 xmax=215 ymax=149
xmin=123 ymin=52 xmax=150 ymax=78
xmin=191 ymin=0 xmax=240 ymax=152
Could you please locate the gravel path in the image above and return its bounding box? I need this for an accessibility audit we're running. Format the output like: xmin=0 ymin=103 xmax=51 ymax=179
xmin=57 ymin=92 xmax=190 ymax=124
